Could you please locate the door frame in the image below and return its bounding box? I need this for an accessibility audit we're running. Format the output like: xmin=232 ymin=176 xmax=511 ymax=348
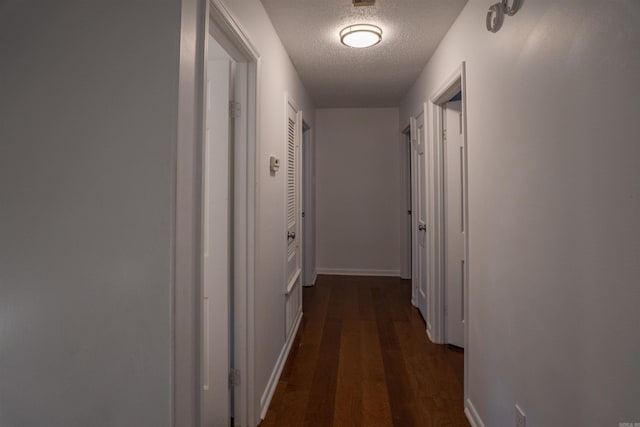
xmin=301 ymin=121 xmax=315 ymax=287
xmin=429 ymin=62 xmax=469 ymax=402
xmin=201 ymin=54 xmax=232 ymax=426
xmin=175 ymin=0 xmax=260 ymax=425
xmin=400 ymin=126 xmax=412 ymax=281
xmin=207 ymin=2 xmax=260 ymax=426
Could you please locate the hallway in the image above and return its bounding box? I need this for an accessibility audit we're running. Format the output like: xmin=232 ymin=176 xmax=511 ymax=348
xmin=261 ymin=276 xmax=469 ymax=427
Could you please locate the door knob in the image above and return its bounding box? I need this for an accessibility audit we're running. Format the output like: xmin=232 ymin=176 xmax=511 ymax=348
xmin=287 ymin=231 xmax=296 ymax=240
xmin=418 ymin=224 xmax=426 ymax=231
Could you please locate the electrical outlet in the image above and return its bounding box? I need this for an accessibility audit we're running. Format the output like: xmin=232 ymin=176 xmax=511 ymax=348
xmin=515 ymin=404 xmax=526 ymax=427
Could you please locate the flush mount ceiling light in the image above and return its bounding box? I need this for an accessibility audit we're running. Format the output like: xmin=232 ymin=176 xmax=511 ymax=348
xmin=339 ymin=24 xmax=382 ymax=48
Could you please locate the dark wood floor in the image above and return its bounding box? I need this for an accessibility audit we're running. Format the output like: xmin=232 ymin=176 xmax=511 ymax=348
xmin=261 ymin=275 xmax=469 ymax=427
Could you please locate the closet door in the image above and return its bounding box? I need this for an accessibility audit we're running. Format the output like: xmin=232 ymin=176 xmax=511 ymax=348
xmin=285 ymin=97 xmax=302 ymax=337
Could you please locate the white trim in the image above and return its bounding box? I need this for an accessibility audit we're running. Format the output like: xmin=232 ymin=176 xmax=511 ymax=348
xmin=316 ymin=268 xmax=400 ymax=277
xmin=205 ymin=2 xmax=260 ymax=426
xmin=465 ymin=398 xmax=486 ymax=427
xmin=303 ymin=270 xmax=318 ymax=287
xmin=209 ymin=0 xmax=259 ymax=60
xmin=301 ymin=122 xmax=315 ymax=289
xmin=174 ymin=0 xmax=204 ymax=423
xmin=285 ymin=268 xmax=301 ymax=295
xmin=427 ymin=94 xmax=445 ymax=345
xmin=426 ymin=327 xmax=434 ymax=343
xmin=430 ymin=63 xmax=465 ymax=105
xmin=259 ymin=309 xmax=303 ymax=420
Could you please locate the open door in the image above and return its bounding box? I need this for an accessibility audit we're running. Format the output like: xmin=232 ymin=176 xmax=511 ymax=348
xmin=412 ymin=109 xmax=429 ymax=325
xmin=202 ymin=50 xmax=233 ymax=425
xmin=444 ymin=99 xmax=465 ymax=348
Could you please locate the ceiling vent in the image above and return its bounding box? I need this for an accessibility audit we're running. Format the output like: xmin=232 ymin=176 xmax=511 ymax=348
xmin=353 ymin=0 xmax=375 ymax=7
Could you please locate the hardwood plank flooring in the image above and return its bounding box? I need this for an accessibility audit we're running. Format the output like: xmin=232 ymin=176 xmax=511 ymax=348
xmin=260 ymin=275 xmax=469 ymax=427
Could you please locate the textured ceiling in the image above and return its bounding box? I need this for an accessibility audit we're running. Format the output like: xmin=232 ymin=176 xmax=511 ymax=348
xmin=260 ymin=0 xmax=468 ymax=107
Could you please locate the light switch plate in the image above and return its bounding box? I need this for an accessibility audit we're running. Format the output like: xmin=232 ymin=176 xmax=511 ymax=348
xmin=269 ymin=155 xmax=280 ymax=172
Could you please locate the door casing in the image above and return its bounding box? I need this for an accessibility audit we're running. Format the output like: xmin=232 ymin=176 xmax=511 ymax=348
xmin=443 ymin=99 xmax=465 ymax=348
xmin=401 ymin=128 xmax=413 ymax=282
xmin=175 ymin=0 xmax=260 ymax=426
xmin=301 ymin=122 xmax=315 ymax=287
xmin=206 ymin=3 xmax=260 ymax=425
xmin=429 ymin=62 xmax=470 ymax=406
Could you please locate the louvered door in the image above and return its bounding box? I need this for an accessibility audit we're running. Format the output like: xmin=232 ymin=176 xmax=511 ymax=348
xmin=285 ymin=98 xmax=302 ymax=338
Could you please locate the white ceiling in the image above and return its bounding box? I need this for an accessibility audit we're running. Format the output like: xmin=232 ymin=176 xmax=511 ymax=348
xmin=260 ymin=0 xmax=468 ymax=107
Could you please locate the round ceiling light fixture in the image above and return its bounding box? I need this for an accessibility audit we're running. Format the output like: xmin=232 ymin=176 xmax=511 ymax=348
xmin=339 ymin=24 xmax=382 ymax=48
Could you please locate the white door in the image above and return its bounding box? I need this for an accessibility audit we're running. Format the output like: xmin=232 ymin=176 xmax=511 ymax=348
xmin=202 ymin=58 xmax=232 ymax=426
xmin=444 ymin=100 xmax=465 ymax=348
xmin=412 ymin=112 xmax=428 ymax=322
xmin=410 ymin=121 xmax=417 ymax=305
xmin=285 ymin=98 xmax=302 ymax=338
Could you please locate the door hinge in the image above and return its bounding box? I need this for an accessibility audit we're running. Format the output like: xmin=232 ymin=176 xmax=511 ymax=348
xmin=302 ymin=211 xmax=305 ymax=218
xmin=443 ymin=128 xmax=447 ymax=141
xmin=408 ymin=210 xmax=412 ymax=215
xmin=229 ymin=368 xmax=240 ymax=388
xmin=229 ymin=101 xmax=241 ymax=119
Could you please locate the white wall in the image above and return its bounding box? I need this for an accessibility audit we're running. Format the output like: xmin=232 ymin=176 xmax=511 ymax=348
xmin=0 ymin=1 xmax=181 ymax=426
xmin=218 ymin=0 xmax=316 ymax=418
xmin=400 ymin=1 xmax=640 ymax=425
xmin=316 ymin=108 xmax=403 ymax=276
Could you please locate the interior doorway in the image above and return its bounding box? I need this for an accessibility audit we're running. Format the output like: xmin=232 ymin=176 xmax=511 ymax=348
xmin=443 ymin=96 xmax=465 ymax=348
xmin=201 ymin=33 xmax=234 ymax=427
xmin=199 ymin=2 xmax=260 ymax=426
xmin=429 ymin=62 xmax=470 ymax=401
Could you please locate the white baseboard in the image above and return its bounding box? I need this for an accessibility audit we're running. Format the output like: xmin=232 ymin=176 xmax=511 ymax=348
xmin=315 ymin=268 xmax=400 ymax=277
xmin=303 ymin=270 xmax=318 ymax=287
xmin=426 ymin=327 xmax=434 ymax=342
xmin=259 ymin=309 xmax=302 ymax=420
xmin=465 ymin=398 xmax=486 ymax=427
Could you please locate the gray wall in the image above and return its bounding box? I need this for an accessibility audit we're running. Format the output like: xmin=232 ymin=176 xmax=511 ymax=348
xmin=400 ymin=0 xmax=640 ymax=425
xmin=315 ymin=108 xmax=402 ymax=276
xmin=0 ymin=1 xmax=181 ymax=425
